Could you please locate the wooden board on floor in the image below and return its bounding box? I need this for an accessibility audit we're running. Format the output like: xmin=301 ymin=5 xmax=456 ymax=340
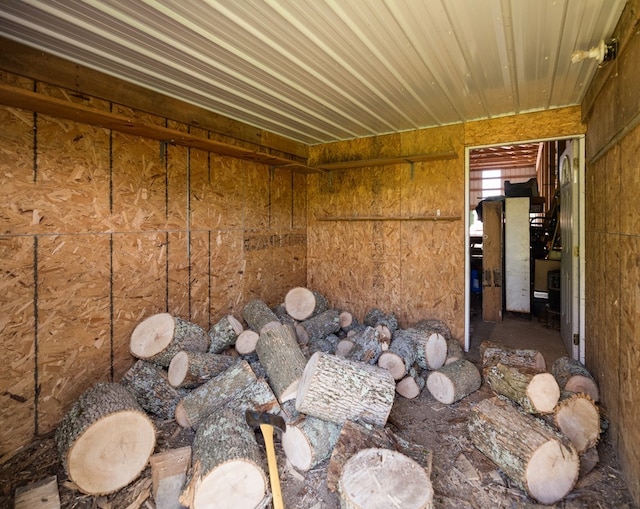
xmin=482 ymin=201 xmax=503 ymax=322
xmin=14 ymin=475 xmax=60 ymax=509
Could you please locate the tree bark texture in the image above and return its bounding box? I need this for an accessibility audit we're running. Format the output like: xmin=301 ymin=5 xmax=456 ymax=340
xmin=295 ymin=352 xmax=396 ymax=427
xmin=242 ymin=299 xmax=280 ymax=334
xmin=308 ymin=333 xmax=339 ymax=357
xmin=426 ymin=359 xmax=481 ymax=404
xmin=121 ymin=360 xmax=183 ymax=420
xmin=363 ymin=308 xmax=398 ymax=334
xmin=281 ymin=414 xmax=342 ymax=472
xmin=411 ymin=328 xmax=447 ymax=370
xmin=485 ymin=362 xmax=560 ymax=414
xmin=168 ymin=351 xmax=234 ymax=389
xmin=344 ymin=326 xmax=382 ymax=364
xmin=55 ymin=383 xmax=156 ymax=496
xmin=551 ymin=356 xmax=600 ymax=402
xmin=468 ymin=396 xmax=579 ymax=505
xmin=445 ymin=338 xmax=465 ymax=365
xmin=207 ymin=315 xmax=243 ymax=354
xmin=295 ymin=309 xmax=341 ymax=344
xmin=284 ymin=287 xmax=328 ymax=321
xmin=412 ymin=318 xmax=452 ymax=341
xmin=480 ymin=340 xmax=546 ymax=371
xmin=377 ymin=329 xmax=417 ymax=379
xmin=130 ymin=313 xmax=209 ymax=367
xmin=256 ymin=324 xmax=307 ymax=402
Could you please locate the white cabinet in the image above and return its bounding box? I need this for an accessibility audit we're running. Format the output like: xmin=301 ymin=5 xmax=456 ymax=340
xmin=504 ymin=198 xmax=530 ymax=313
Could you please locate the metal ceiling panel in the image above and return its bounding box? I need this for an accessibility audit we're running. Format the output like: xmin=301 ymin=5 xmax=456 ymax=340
xmin=0 ymin=0 xmax=626 ymax=145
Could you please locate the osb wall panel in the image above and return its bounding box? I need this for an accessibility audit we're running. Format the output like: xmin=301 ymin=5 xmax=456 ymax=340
xmin=166 ymin=122 xmax=189 ymax=230
xmin=619 ymin=125 xmax=640 ymax=236
xmin=0 ymin=237 xmax=35 ymax=457
xmin=190 ymin=231 xmax=212 ymax=329
xmin=209 ymin=230 xmax=245 ymax=316
xmin=167 ymin=231 xmax=191 ymax=321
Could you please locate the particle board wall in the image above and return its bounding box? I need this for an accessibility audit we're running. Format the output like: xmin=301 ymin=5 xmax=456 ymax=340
xmin=582 ymin=2 xmax=640 ymax=502
xmin=0 ymin=72 xmax=306 ymax=457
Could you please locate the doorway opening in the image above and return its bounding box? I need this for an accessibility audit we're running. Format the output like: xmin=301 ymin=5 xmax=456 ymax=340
xmin=464 ymin=136 xmax=585 ymax=366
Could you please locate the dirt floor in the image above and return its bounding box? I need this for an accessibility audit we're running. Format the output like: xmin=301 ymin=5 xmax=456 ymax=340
xmin=1 ymin=336 xmax=637 ymax=509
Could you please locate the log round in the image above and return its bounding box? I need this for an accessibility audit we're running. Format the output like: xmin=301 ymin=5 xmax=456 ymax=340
xmin=55 ymin=383 xmax=156 ymax=496
xmin=208 ymin=315 xmax=243 ymax=354
xmin=295 ymin=309 xmax=341 ymax=344
xmin=363 ymin=308 xmax=398 ymax=334
xmin=412 ymin=329 xmax=447 ymax=370
xmin=130 ymin=313 xmax=209 ymax=367
xmin=121 ymin=360 xmax=182 ymax=420
xmin=445 ymin=338 xmax=465 ymax=365
xmin=426 ymin=359 xmax=481 ymax=404
xmin=180 ymin=408 xmax=267 ymax=509
xmin=235 ymin=329 xmax=260 ymax=355
xmin=345 ymin=326 xmax=382 ymax=364
xmin=338 ymin=448 xmax=433 ymax=509
xmin=168 ymin=351 xmax=235 ymax=389
xmin=396 ymin=366 xmax=425 ymax=399
xmin=468 ymin=396 xmax=579 ymax=505
xmin=480 ymin=340 xmax=546 ymax=371
xmin=377 ymin=329 xmax=417 ymax=379
xmin=284 ymin=287 xmax=328 ymax=320
xmin=242 ymin=299 xmax=280 ymax=334
xmin=551 ymin=356 xmax=600 ymax=402
xmin=413 ymin=318 xmax=452 ymax=341
xmin=554 ymin=394 xmax=600 ymax=453
xmin=282 ymin=415 xmax=342 ymax=472
xmin=295 ymin=352 xmax=396 ymax=427
xmin=308 ymin=333 xmax=340 ymax=357
xmin=334 ymin=338 xmax=355 ymax=357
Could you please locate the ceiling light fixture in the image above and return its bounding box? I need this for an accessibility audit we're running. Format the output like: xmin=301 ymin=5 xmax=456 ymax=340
xmin=571 ymin=39 xmax=618 ymax=64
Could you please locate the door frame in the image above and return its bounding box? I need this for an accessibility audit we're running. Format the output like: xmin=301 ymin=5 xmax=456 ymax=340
xmin=464 ymin=135 xmax=586 ymax=363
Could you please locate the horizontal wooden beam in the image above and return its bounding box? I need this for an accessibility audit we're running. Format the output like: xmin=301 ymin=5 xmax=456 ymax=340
xmin=316 ymin=215 xmax=461 ymax=222
xmin=0 ymin=83 xmax=322 ymax=172
xmin=313 ymin=151 xmax=458 ymax=171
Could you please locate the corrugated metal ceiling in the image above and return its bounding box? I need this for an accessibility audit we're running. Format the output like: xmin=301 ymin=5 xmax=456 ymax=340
xmin=0 ymin=0 xmax=626 ymax=145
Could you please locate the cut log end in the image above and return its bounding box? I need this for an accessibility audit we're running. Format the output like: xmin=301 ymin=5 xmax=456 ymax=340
xmin=525 ymin=439 xmax=579 ymax=504
xmin=555 ymin=395 xmax=600 ymax=453
xmin=565 ymin=375 xmax=600 ymax=401
xmin=282 ymin=425 xmax=312 ymax=472
xmin=339 ymin=311 xmax=353 ymax=328
xmin=130 ymin=313 xmax=175 ymax=358
xmin=235 ymin=330 xmax=260 ymax=355
xmin=174 ymin=401 xmax=192 ymax=428
xmin=527 ymin=372 xmax=561 ymax=413
xmin=396 ymin=376 xmax=422 ymax=399
xmin=285 ymin=287 xmax=319 ymax=321
xmin=168 ymin=351 xmax=189 ymax=387
xmin=377 ymin=351 xmax=405 ymax=380
xmin=193 ymin=460 xmax=266 ymax=509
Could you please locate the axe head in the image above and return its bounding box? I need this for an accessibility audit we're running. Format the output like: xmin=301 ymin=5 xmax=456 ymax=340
xmin=245 ymin=409 xmax=286 ymax=432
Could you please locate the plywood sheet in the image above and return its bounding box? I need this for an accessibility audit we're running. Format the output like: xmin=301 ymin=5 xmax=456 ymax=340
xmin=292 ymin=172 xmax=307 ymax=230
xmin=166 ymin=120 xmax=188 ymax=231
xmin=243 ymin=163 xmax=270 ymax=230
xmin=167 ymin=231 xmax=190 ymax=320
xmin=605 ymin=145 xmax=621 ymax=234
xmin=189 ymin=230 xmax=211 ymax=329
xmin=0 ymin=236 xmax=35 ymax=456
xmin=400 ymin=123 xmax=464 ymax=156
xmin=209 ymin=230 xmax=245 ymax=318
xmin=309 ymin=132 xmax=401 ymax=166
xmin=619 ymin=124 xmax=640 ymax=236
xmin=36 ymin=234 xmax=111 ymax=433
xmin=270 ymin=168 xmax=294 ymax=229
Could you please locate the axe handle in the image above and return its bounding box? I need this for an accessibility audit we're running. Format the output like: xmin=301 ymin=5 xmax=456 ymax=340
xmin=260 ymin=423 xmax=284 ymax=509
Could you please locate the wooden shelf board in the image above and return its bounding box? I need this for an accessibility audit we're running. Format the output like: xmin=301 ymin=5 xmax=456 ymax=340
xmin=316 ymin=215 xmax=461 ymax=222
xmin=313 ymin=151 xmax=458 ymax=171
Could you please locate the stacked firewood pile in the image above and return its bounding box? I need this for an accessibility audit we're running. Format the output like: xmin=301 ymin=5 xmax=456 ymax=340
xmin=52 ymin=286 xmax=602 ymax=508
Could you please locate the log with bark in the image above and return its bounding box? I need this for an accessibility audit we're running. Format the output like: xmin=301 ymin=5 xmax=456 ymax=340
xmin=344 ymin=326 xmax=382 ymax=364
xmin=339 ymin=310 xmax=357 ymax=332
xmin=130 ymin=313 xmax=209 ymax=367
xmin=377 ymin=329 xmax=417 ymax=379
xmin=295 ymin=352 xmax=396 ymax=427
xmin=426 ymin=359 xmax=481 ymax=404
xmin=468 ymin=396 xmax=579 ymax=505
xmin=413 ymin=318 xmax=452 ymax=341
xmin=484 ymin=362 xmax=560 ymax=414
xmin=242 ymin=299 xmax=280 ymax=334
xmin=363 ymin=308 xmax=398 ymax=343
xmin=295 ymin=309 xmax=341 ymax=344
xmin=335 ymin=337 xmax=355 ymax=357
xmin=284 ymin=287 xmax=328 ymax=321
xmin=445 ymin=339 xmax=465 ymax=365
xmin=308 ymin=333 xmax=339 ymax=357
xmin=396 ymin=364 xmax=426 ymax=399
xmin=121 ymin=360 xmax=183 ymax=420
xmin=272 ymin=303 xmax=297 ymax=328
xmin=55 ymin=383 xmax=156 ymax=495
xmin=480 ymin=340 xmax=546 ymax=371
xmin=235 ymin=329 xmax=260 ymax=355
xmin=168 ymin=351 xmax=235 ymax=389
xmin=256 ymin=323 xmax=307 ymax=402
xmin=208 ymin=315 xmax=243 ymax=354
xmin=551 ymin=356 xmax=600 ymax=402
xmin=412 ymin=328 xmax=447 ymax=370
xmin=338 ymin=448 xmax=434 ymax=509
xmin=180 ymin=408 xmax=268 ymax=509
xmin=281 ymin=414 xmax=342 ymax=472
xmin=327 ymin=420 xmax=432 ymax=492
xmin=553 ymin=393 xmax=600 ymax=454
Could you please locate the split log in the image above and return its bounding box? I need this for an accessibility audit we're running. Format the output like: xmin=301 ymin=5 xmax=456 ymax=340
xmin=168 ymin=351 xmax=234 ymax=389
xmin=338 ymin=448 xmax=433 ymax=509
xmin=308 ymin=333 xmax=339 ymax=356
xmin=551 ymin=356 xmax=599 ymax=402
xmin=413 ymin=318 xmax=452 ymax=341
xmin=327 ymin=420 xmax=432 ymax=492
xmin=554 ymin=393 xmax=600 ymax=454
xmin=295 ymin=352 xmax=396 ymax=427
xmin=445 ymin=338 xmax=465 ymax=365
xmin=149 ymin=447 xmax=191 ymax=509
xmin=55 ymin=383 xmax=156 ymax=495
xmin=363 ymin=308 xmax=398 ymax=344
xmin=235 ymin=329 xmax=260 ymax=355
xmin=130 ymin=313 xmax=209 ymax=367
xmin=426 ymin=359 xmax=481 ymax=404
xmin=377 ymin=329 xmax=417 ymax=379
xmin=256 ymin=324 xmax=307 ymax=402
xmin=484 ymin=362 xmax=560 ymax=414
xmin=295 ymin=309 xmax=341 ymax=344
xmin=208 ymin=314 xmax=243 ymax=354
xmin=396 ymin=365 xmax=426 ymax=399
xmin=344 ymin=326 xmax=382 ymax=364
xmin=121 ymin=360 xmax=183 ymax=420
xmin=14 ymin=475 xmax=60 ymax=509
xmin=468 ymin=396 xmax=579 ymax=505
xmin=480 ymin=340 xmax=546 ymax=371
xmin=242 ymin=299 xmax=280 ymax=334
xmin=175 ymin=360 xmax=257 ymax=428
xmin=180 ymin=408 xmax=267 ymax=509
xmin=281 ymin=414 xmax=342 ymax=472
xmin=284 ymin=287 xmax=328 ymax=320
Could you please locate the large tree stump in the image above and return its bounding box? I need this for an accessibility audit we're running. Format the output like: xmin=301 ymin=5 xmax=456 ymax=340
xmin=295 ymin=309 xmax=341 ymax=344
xmin=175 ymin=360 xmax=257 ymax=428
xmin=55 ymin=383 xmax=156 ymax=495
xmin=553 ymin=393 xmax=600 ymax=453
xmin=256 ymin=324 xmax=307 ymax=402
xmin=327 ymin=420 xmax=432 ymax=492
xmin=281 ymin=414 xmax=342 ymax=472
xmin=338 ymin=448 xmax=434 ymax=509
xmin=284 ymin=287 xmax=328 ymax=320
xmin=468 ymin=396 xmax=579 ymax=504
xmin=426 ymin=359 xmax=481 ymax=404
xmin=180 ymin=408 xmax=267 ymax=509
xmin=445 ymin=338 xmax=465 ymax=365
xmin=121 ymin=360 xmax=183 ymax=420
xmin=396 ymin=365 xmax=426 ymax=399
xmin=480 ymin=340 xmax=546 ymax=371
xmin=168 ymin=351 xmax=234 ymax=389
xmin=551 ymin=356 xmax=600 ymax=402
xmin=377 ymin=329 xmax=417 ymax=379
xmin=364 ymin=308 xmax=398 ymax=344
xmin=208 ymin=315 xmax=243 ymax=354
xmin=344 ymin=326 xmax=382 ymax=364
xmin=485 ymin=362 xmax=560 ymax=414
xmin=242 ymin=299 xmax=280 ymax=334
xmin=130 ymin=313 xmax=209 ymax=367
xmin=235 ymin=329 xmax=260 ymax=355
xmin=295 ymin=352 xmax=396 ymax=427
